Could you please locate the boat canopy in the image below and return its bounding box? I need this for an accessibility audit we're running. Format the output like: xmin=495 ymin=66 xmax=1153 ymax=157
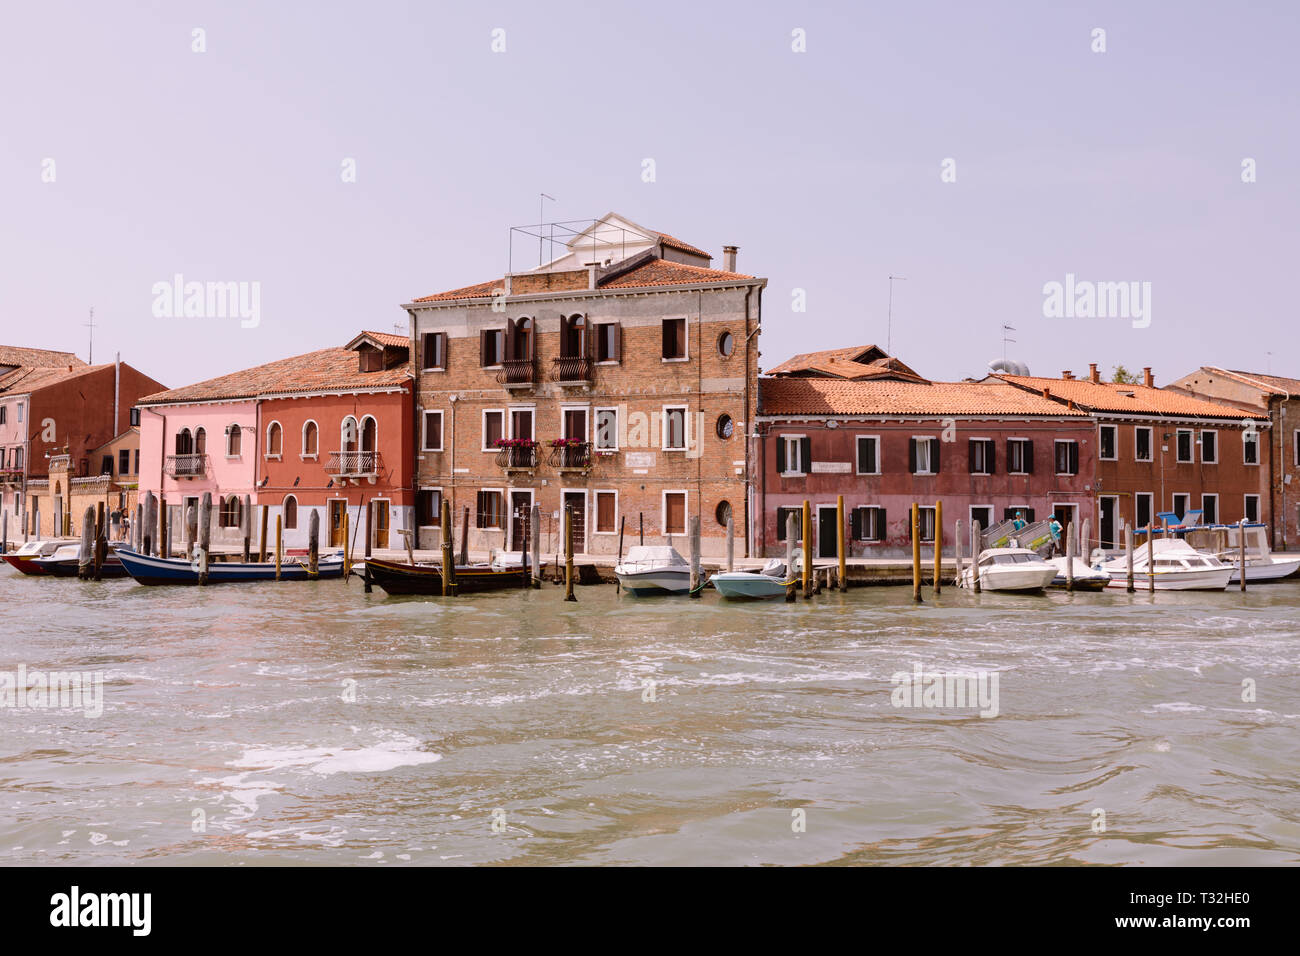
xmin=621 ymin=546 xmax=688 ymax=566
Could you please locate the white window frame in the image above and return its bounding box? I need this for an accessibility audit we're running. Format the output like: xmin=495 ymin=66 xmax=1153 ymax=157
xmin=265 ymin=420 xmax=283 ymax=460
xmin=1200 ymin=428 xmax=1218 ymax=464
xmin=969 ymin=504 xmax=994 ymax=532
xmin=1175 ymin=429 xmax=1194 ymax=464
xmin=855 ymin=434 xmax=881 ymax=475
xmin=1099 ymin=423 xmax=1118 ymax=461
xmin=1243 ymin=429 xmax=1260 ymax=466
xmin=594 ymin=406 xmax=619 ymax=451
xmin=225 ymin=423 xmax=244 ymax=459
xmin=477 ymin=487 xmax=506 ymax=530
xmin=560 ymin=403 xmax=591 ymax=443
xmin=662 ymin=405 xmax=689 ymax=452
xmin=300 ymin=420 xmax=318 ymax=459
xmin=1134 ymin=426 xmax=1153 ymax=463
xmin=661 ymin=488 xmax=689 ymax=537
xmin=1006 ymin=437 xmax=1031 ymax=475
xmin=422 ymin=410 xmax=444 ymax=452
xmin=781 ymin=434 xmax=806 ymax=477
xmin=340 ymin=415 xmax=358 ymax=453
xmin=506 ymin=486 xmax=535 ymax=550
xmin=481 ymin=408 xmax=505 ymax=452
xmin=593 ymin=322 xmax=620 ymax=365
xmin=1171 ymin=493 xmax=1190 ymax=520
xmin=969 ymin=436 xmax=994 ymax=475
xmin=483 ymin=328 xmax=506 ymax=368
xmin=1054 ymin=439 xmax=1078 ymax=476
xmin=282 ymin=493 xmax=299 ymax=530
xmin=1134 ymin=492 xmax=1154 ymax=530
xmin=508 ymin=404 xmax=536 ymax=442
xmin=1201 ymin=492 xmax=1219 ymax=524
xmin=661 ymin=316 xmax=689 ymax=363
xmin=417 ymin=486 xmax=443 ymax=529
xmin=359 ymin=414 xmax=378 ymax=452
xmin=593 ymin=489 xmax=619 ymax=535
xmin=916 ymin=505 xmax=937 ymax=543
xmin=912 ymin=435 xmax=937 ymax=475
xmin=1244 ymin=493 xmax=1260 ymax=523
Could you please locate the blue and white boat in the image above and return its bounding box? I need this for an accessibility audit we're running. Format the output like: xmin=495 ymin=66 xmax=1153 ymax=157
xmin=710 ymin=557 xmax=794 ymax=599
xmin=115 ymin=547 xmax=345 ymax=585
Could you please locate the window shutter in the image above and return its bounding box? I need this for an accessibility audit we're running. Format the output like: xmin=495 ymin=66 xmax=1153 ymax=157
xmin=968 ymin=439 xmax=976 ymax=473
xmin=1025 ymin=440 xmax=1034 ymax=474
xmin=776 ymin=438 xmax=787 ymax=474
xmin=479 ymin=330 xmax=489 ymax=367
xmin=613 ymin=323 xmax=622 ymax=362
xmin=851 ymin=507 xmax=863 ymax=540
xmin=875 ymin=507 xmax=887 ymax=541
xmin=800 ymin=437 xmax=811 ymax=473
xmin=662 ymin=321 xmax=671 ymax=357
xmin=931 ymin=438 xmax=940 ymax=473
xmin=437 ymin=332 xmax=447 ymax=368
xmin=1071 ymin=443 xmax=1079 ymax=474
xmin=908 ymin=438 xmax=917 ymax=474
xmin=986 ymin=440 xmax=996 ymax=474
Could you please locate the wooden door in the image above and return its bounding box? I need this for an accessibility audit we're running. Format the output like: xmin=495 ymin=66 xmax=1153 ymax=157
xmin=329 ymin=501 xmax=345 ymax=548
xmin=373 ymin=501 xmax=390 ymax=549
xmin=510 ymin=492 xmax=531 ymax=551
xmin=563 ymin=492 xmax=586 ymax=553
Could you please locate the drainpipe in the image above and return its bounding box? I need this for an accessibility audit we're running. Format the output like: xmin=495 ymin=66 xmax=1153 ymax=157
xmin=113 ymin=352 xmax=121 ymax=435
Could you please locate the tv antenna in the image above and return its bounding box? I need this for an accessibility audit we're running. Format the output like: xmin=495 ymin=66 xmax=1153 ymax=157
xmin=84 ymin=307 xmax=95 ymax=364
xmin=886 ymin=275 xmax=906 ymax=353
xmin=1001 ymin=324 xmax=1017 ymax=361
xmin=538 ymin=193 xmax=556 ymax=266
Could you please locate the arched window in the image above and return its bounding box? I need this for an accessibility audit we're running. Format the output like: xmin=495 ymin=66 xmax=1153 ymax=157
xmin=341 ymin=416 xmax=359 ymax=453
xmin=360 ymin=416 xmax=377 ymax=453
xmin=226 ymin=424 xmax=242 ymax=456
xmin=266 ymin=421 xmax=283 ymax=458
xmin=219 ymin=495 xmax=242 ymax=529
xmin=175 ymin=428 xmax=193 ymax=455
xmin=302 ymin=420 xmax=318 ymax=457
xmin=511 ymin=317 xmax=534 ymax=361
xmin=561 ymin=314 xmax=588 ymax=358
xmin=194 ymin=427 xmax=207 ymax=455
xmin=283 ymin=495 xmax=298 ymax=530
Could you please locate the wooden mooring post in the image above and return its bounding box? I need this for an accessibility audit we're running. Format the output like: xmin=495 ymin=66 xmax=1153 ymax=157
xmin=801 ymin=499 xmax=812 ymax=600
xmin=184 ymin=504 xmax=197 ymax=560
xmin=275 ymin=515 xmax=283 ymax=581
xmin=836 ymin=495 xmax=847 ymax=592
xmin=78 ymin=507 xmax=95 ymax=579
xmin=363 ymin=501 xmax=374 ymax=592
xmin=308 ymin=510 xmax=320 ymax=576
xmin=259 ymin=505 xmax=269 ymax=562
xmin=615 ymin=514 xmax=625 ymax=593
xmin=1239 ymin=518 xmax=1247 ymax=593
xmin=726 ymin=513 xmax=735 ymax=574
xmin=1065 ymin=524 xmax=1075 ymax=592
xmin=440 ymin=498 xmax=453 ymax=596
xmin=158 ymin=497 xmax=168 ymax=559
xmin=1125 ymin=528 xmax=1135 ymax=592
xmin=2 ymin=511 xmax=8 ymax=554
xmin=954 ymin=518 xmax=964 ymax=585
xmin=342 ymin=512 xmax=351 ymax=578
xmin=197 ymin=492 xmax=211 ymax=585
xmin=242 ymin=494 xmax=252 ymax=562
xmin=933 ymin=499 xmax=942 ymax=596
xmin=93 ymin=502 xmax=106 ymax=581
xmin=638 ymin=512 xmax=644 ymax=547
xmin=1146 ymin=532 xmax=1154 ymax=593
xmin=971 ymin=520 xmax=982 ymax=593
xmin=688 ymin=515 xmax=701 ymax=599
xmin=564 ymin=505 xmax=576 ymax=602
xmin=910 ymin=503 xmax=922 ymax=603
xmin=460 ymin=506 xmax=470 ymax=566
xmin=531 ymin=504 xmax=543 ymax=589
xmin=133 ymin=503 xmax=143 ymax=552
xmin=785 ymin=511 xmax=798 ymax=602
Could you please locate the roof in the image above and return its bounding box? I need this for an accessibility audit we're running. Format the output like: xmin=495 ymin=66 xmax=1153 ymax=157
xmin=0 ymin=362 xmax=107 ymax=395
xmin=655 ymin=232 xmax=711 ymax=259
xmin=1204 ymin=367 xmax=1300 ymax=397
xmin=138 ymin=339 xmax=411 ymax=405
xmin=759 ymin=378 xmax=1089 ymax=417
xmin=412 ymin=278 xmax=505 ymax=303
xmin=994 ymin=375 xmax=1263 ymax=420
xmin=768 ymin=345 xmax=889 ymax=374
xmin=0 ymin=345 xmax=84 ymax=368
xmin=349 ymin=330 xmax=410 ymax=349
xmin=767 ymin=346 xmax=926 ymax=383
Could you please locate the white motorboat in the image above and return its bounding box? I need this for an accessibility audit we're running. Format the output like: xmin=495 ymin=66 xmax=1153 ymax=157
xmin=1046 ymin=556 xmax=1111 ymax=591
xmin=710 ymin=557 xmax=794 ymax=599
xmin=1099 ymin=539 xmax=1232 ymax=591
xmin=614 ymin=545 xmax=692 ymax=595
xmin=960 ymin=548 xmax=1057 ymax=592
xmin=1185 ymin=524 xmax=1300 ymax=583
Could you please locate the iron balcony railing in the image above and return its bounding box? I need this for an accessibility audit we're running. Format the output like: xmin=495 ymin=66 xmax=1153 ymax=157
xmin=497 ymin=357 xmax=537 ymax=387
xmin=495 ymin=444 xmax=538 ymax=470
xmin=326 ymin=450 xmax=381 ymax=476
xmin=551 ymin=355 xmax=591 ymax=384
xmin=548 ymin=442 xmax=592 ymax=471
xmin=165 ymin=453 xmax=209 ymax=478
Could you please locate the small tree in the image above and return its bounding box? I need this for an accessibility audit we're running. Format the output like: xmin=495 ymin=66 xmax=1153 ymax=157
xmin=1112 ymin=365 xmax=1140 ymax=384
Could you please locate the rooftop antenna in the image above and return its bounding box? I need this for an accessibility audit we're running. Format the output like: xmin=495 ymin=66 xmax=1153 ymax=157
xmin=84 ymin=307 xmax=95 ymax=364
xmin=538 ymin=193 xmax=556 ymax=267
xmin=886 ymin=276 xmax=906 ymax=353
xmin=1267 ymin=351 xmax=1273 ymax=374
xmin=1001 ymin=324 xmax=1017 ymax=361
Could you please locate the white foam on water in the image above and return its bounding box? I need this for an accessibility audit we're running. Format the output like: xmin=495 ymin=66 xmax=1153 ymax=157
xmin=1146 ymin=702 xmax=1206 ymax=714
xmin=228 ymin=732 xmax=441 ymax=777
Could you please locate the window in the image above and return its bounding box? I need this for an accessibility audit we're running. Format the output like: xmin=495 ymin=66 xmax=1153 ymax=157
xmin=776 ymin=507 xmax=802 ymax=541
xmin=422 ymin=411 xmax=443 ymax=451
xmin=1243 ymin=429 xmax=1259 ymax=465
xmin=595 ymin=491 xmax=618 ymax=533
xmin=594 ymin=323 xmax=621 ymax=363
xmin=1007 ymin=438 xmax=1033 ymax=474
xmin=266 ymin=422 xmax=282 ymax=458
xmin=129 ymin=407 xmax=140 ymax=426
xmin=16 ymin=402 xmax=23 ymax=423
xmin=283 ymin=495 xmax=298 ymax=530
xmin=715 ymin=499 xmax=732 ymax=528
xmin=661 ymin=318 xmax=687 ymax=360
xmin=595 ymin=407 xmax=618 ymax=450
xmin=1099 ymin=424 xmax=1117 ymax=460
xmin=133 ymin=449 xmax=138 ymax=473
xmin=712 ymin=414 xmax=734 ymax=440
xmin=969 ymin=438 xmax=995 ymax=475
xmin=970 ymin=506 xmax=993 ymax=532
xmin=118 ymin=449 xmax=131 ymax=475
xmin=1244 ymin=494 xmax=1260 ymax=523
xmin=560 ymin=315 xmax=588 ymax=358
xmin=778 ymin=435 xmax=809 ymax=475
xmin=663 ymin=406 xmax=688 ymax=451
xmin=1295 ymin=430 xmax=1300 ymax=467
xmin=416 ymin=489 xmax=442 ymax=527
xmin=508 ymin=317 xmax=534 ymax=362
xmin=0 ymin=407 xmax=5 ymax=424
xmin=227 ymin=424 xmax=243 ymax=457
xmin=562 ymin=406 xmax=588 ymax=442
xmin=663 ymin=491 xmax=687 ymax=535
xmin=1130 ymin=492 xmax=1153 ymax=530
xmin=909 ymin=506 xmax=937 ymax=543
xmin=1054 ymin=440 xmax=1079 ymax=475
xmin=910 ymin=437 xmax=940 ymax=475
xmin=509 ymin=407 xmax=534 ymax=442
xmin=219 ymin=495 xmax=242 ymax=529
xmin=482 ymin=410 xmax=504 ymax=450
xmin=301 ymin=421 xmax=317 ymax=457
xmin=100 ymin=454 xmax=113 ymax=475
xmin=1003 ymin=507 xmax=1035 ymax=523
xmin=341 ymin=416 xmax=359 ymax=453
xmin=360 ymin=416 xmax=377 ymax=452
xmin=1134 ymin=427 xmax=1152 ymax=462
xmin=851 ymin=506 xmax=886 ymax=542
xmin=1176 ymin=429 xmax=1193 ymax=463
xmin=421 ymin=331 xmax=446 ymax=370
xmin=717 ymin=331 xmax=734 ymax=357
xmin=1200 ymin=430 xmax=1217 ymax=463
xmin=194 ymin=427 xmax=207 ymax=455
xmin=476 ymin=490 xmax=505 ymax=529
xmin=479 ymin=329 xmax=505 ymax=367
xmin=1202 ymin=494 xmax=1218 ymax=524
xmin=856 ymin=436 xmax=880 ymax=475
xmin=1172 ymin=493 xmax=1189 ymax=520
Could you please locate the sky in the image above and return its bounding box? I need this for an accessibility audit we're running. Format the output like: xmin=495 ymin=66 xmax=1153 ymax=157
xmin=1 ymin=0 xmax=1296 ymax=388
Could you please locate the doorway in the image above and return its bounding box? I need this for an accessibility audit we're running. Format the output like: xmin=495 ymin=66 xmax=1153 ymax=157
xmin=372 ymin=500 xmax=390 ymax=549
xmin=563 ymin=491 xmax=587 ymax=554
xmin=509 ymin=490 xmax=533 ymax=551
xmin=329 ymin=500 xmax=346 ymax=548
xmin=816 ymin=505 xmax=839 ymax=559
xmin=1098 ymin=496 xmax=1118 ymax=549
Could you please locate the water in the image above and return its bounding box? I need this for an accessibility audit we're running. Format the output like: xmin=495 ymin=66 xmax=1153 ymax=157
xmin=3 ymin=568 xmax=1299 ymax=866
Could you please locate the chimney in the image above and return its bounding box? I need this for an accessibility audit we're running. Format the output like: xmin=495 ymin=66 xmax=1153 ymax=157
xmin=1089 ymin=363 xmax=1100 ymax=383
xmin=722 ymin=245 xmax=738 ymax=272
xmin=1062 ymin=370 xmax=1074 ymax=380
xmin=1143 ymin=366 xmax=1154 ymax=387
xmin=1042 ymin=387 xmax=1051 ymax=400
xmin=587 ymin=263 xmax=597 ymax=290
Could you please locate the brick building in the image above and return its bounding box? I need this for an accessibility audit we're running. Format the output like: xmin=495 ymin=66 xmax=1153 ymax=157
xmin=403 ymin=213 xmax=765 ymax=557
xmin=1166 ymin=366 xmax=1300 ymax=549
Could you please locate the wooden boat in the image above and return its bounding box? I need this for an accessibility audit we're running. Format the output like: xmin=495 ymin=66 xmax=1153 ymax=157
xmin=363 ymin=557 xmax=530 ymax=595
xmin=116 ymin=547 xmax=344 ymax=585
xmin=31 ymin=543 xmax=130 ymax=578
xmin=1 ymin=540 xmax=62 ymax=575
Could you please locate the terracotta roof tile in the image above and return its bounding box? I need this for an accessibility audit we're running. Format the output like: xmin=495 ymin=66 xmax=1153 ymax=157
xmin=995 ymin=375 xmax=1263 ymax=419
xmin=0 ymin=345 xmax=84 ymax=368
xmin=412 ymin=278 xmax=505 ymax=303
xmin=358 ymin=330 xmax=410 ymax=348
xmin=767 ymin=345 xmax=888 ymax=375
xmin=760 ymin=378 xmax=1087 ymax=417
xmin=0 ymin=363 xmax=108 ymax=394
xmin=655 ymin=232 xmax=712 ymax=259
xmin=597 ymin=258 xmax=754 ymax=289
xmin=1210 ymin=367 xmax=1300 ymax=396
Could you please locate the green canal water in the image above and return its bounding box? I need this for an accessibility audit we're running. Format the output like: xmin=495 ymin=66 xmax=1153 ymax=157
xmin=2 ymin=567 xmax=1298 ymax=866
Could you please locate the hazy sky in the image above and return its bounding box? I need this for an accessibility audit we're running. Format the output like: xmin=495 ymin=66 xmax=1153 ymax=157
xmin=2 ymin=1 xmax=1296 ymax=389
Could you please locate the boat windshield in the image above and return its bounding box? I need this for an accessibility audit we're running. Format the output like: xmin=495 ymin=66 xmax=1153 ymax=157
xmin=988 ymin=553 xmax=1036 ymax=565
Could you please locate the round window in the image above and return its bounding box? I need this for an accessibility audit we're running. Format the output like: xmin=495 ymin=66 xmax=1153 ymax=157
xmin=715 ymin=500 xmax=732 ymax=528
xmin=716 ymin=414 xmax=734 ymax=439
xmin=718 ymin=331 xmax=734 ymax=357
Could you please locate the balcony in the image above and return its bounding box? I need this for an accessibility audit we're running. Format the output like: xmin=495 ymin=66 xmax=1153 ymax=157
xmin=326 ymin=450 xmax=382 ymax=477
xmin=165 ymin=453 xmax=209 ymax=478
xmin=495 ymin=442 xmax=538 ymax=472
xmin=497 ymin=357 xmax=537 ymax=389
xmin=548 ymin=441 xmax=592 ymax=473
xmin=551 ymin=355 xmax=591 ymax=386
xmin=0 ymin=467 xmax=22 ymax=484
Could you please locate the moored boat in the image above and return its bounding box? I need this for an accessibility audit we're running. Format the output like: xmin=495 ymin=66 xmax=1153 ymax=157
xmin=960 ymin=548 xmax=1057 ymax=592
xmin=116 ymin=547 xmax=344 ymax=585
xmin=31 ymin=543 xmax=130 ymax=578
xmin=363 ymin=557 xmax=530 ymax=595
xmin=1 ymin=540 xmax=62 ymax=575
xmin=710 ymin=557 xmax=794 ymax=599
xmin=1098 ymin=539 xmax=1232 ymax=591
xmin=1046 ymin=556 xmax=1111 ymax=591
xmin=614 ymin=546 xmax=692 ymax=595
